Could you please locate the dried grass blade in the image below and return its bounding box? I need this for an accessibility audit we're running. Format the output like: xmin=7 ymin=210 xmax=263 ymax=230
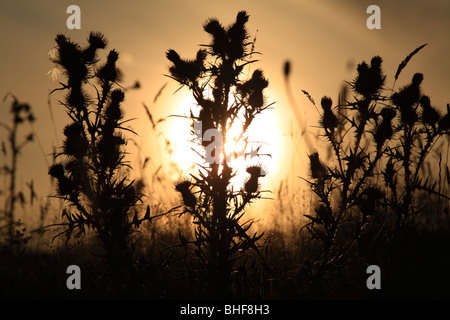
xmin=301 ymin=90 xmax=316 ymax=106
xmin=394 ymin=43 xmax=427 ymax=81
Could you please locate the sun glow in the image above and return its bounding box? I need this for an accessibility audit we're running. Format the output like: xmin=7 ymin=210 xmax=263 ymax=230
xmin=168 ymin=90 xmax=282 ymax=193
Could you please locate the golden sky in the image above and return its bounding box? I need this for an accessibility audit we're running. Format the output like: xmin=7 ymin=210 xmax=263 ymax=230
xmin=1 ymin=0 xmax=449 ymax=227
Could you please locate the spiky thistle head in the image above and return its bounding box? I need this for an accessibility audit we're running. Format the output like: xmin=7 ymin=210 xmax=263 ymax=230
xmin=308 ymin=152 xmax=327 ymax=181
xmin=419 ymin=95 xmax=441 ymax=126
xmin=392 ymin=73 xmax=423 ymax=125
xmin=98 ymin=50 xmax=121 ymax=82
xmin=49 ymin=163 xmax=65 ymax=179
xmin=63 ymin=123 xmax=89 ymax=158
xmin=227 ymin=10 xmax=250 ymax=60
xmin=320 ymin=96 xmax=337 ymax=131
xmin=105 ymin=89 xmax=125 ymax=121
xmin=54 ymin=34 xmax=88 ymax=86
xmin=203 ymin=18 xmax=228 ymax=56
xmin=166 ymin=49 xmax=180 ymax=64
xmin=66 ymin=87 xmax=87 ymax=112
xmin=87 ymin=32 xmax=107 ymax=50
xmin=166 ymin=49 xmax=205 ymax=84
xmin=374 ymin=107 xmax=396 ymax=152
xmin=82 ymin=32 xmax=108 ymax=63
xmin=244 ymin=165 xmax=265 ymax=194
xmin=380 ymin=107 xmax=396 ymax=121
xmin=352 ymin=56 xmax=385 ymax=97
xmin=246 ymin=165 xmax=266 ymax=178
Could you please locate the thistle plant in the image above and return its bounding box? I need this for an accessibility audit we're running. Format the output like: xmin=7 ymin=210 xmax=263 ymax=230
xmin=47 ymin=32 xmax=151 ymax=286
xmin=300 ymin=45 xmax=450 ymax=287
xmin=166 ymin=11 xmax=271 ymax=298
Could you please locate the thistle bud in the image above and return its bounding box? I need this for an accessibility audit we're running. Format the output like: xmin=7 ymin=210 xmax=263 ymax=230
xmin=63 ymin=123 xmax=89 ymax=158
xmin=105 ymin=89 xmax=125 ymax=121
xmin=244 ymin=165 xmax=265 ymax=194
xmin=352 ymin=56 xmax=385 ymax=97
xmin=49 ymin=163 xmax=65 ymax=178
xmin=320 ymin=97 xmax=337 ymax=131
xmin=57 ymin=175 xmax=74 ymax=196
xmin=419 ymin=95 xmax=441 ymax=126
xmin=98 ymin=50 xmax=120 ymax=82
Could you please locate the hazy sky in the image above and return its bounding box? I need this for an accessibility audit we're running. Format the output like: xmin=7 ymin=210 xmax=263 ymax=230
xmin=1 ymin=0 xmax=449 ymax=226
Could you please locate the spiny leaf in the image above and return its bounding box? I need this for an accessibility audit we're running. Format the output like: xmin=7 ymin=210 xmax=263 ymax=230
xmin=394 ymin=43 xmax=427 ymax=81
xmin=304 ymin=214 xmax=319 ymax=223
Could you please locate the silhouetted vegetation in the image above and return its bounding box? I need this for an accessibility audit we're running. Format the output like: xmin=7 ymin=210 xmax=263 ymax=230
xmin=45 ymin=32 xmax=159 ymax=295
xmin=294 ymin=45 xmax=450 ymax=298
xmin=0 ymin=11 xmax=449 ymax=301
xmin=0 ymin=94 xmax=35 ymax=253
